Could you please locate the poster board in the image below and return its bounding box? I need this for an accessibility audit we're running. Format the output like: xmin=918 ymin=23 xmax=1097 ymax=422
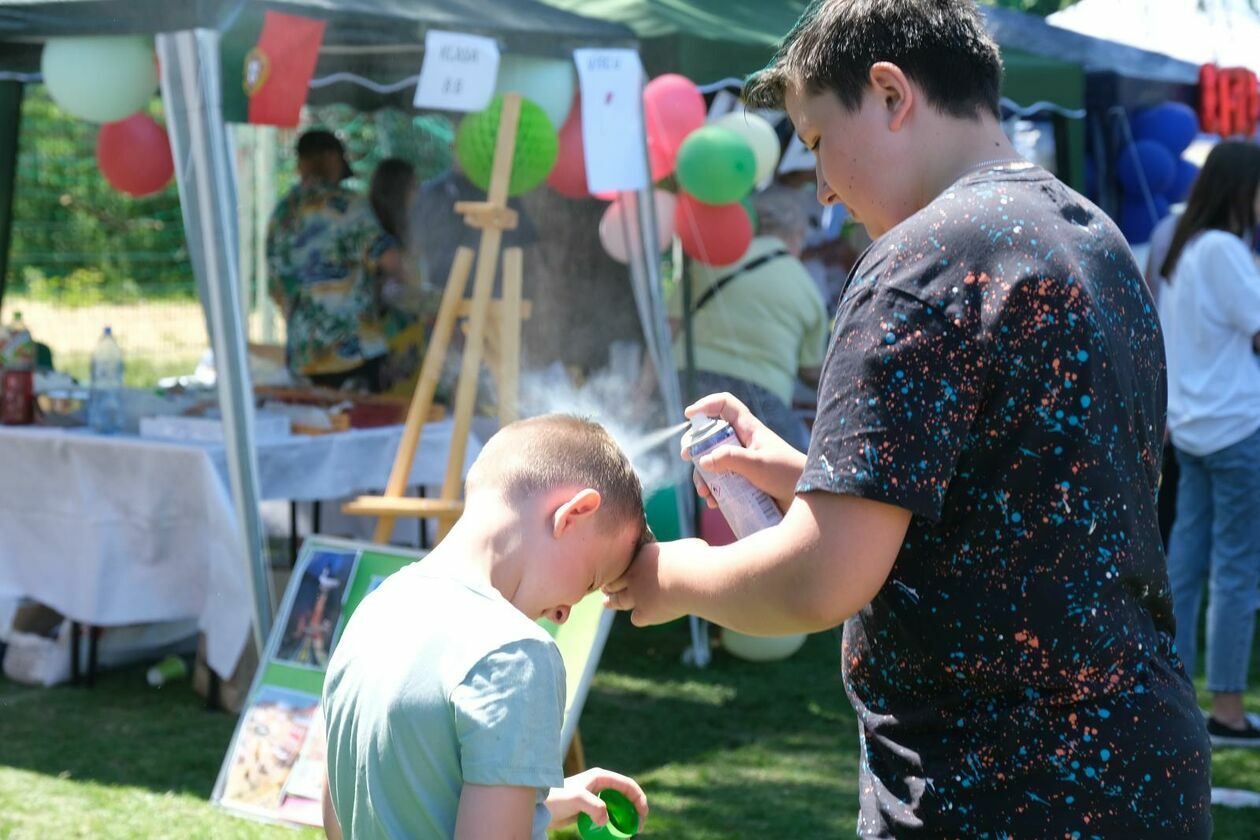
xmin=211 ymin=535 xmax=616 ymax=828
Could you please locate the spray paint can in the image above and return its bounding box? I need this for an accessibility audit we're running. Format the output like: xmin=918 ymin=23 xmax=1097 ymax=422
xmin=682 ymin=415 xmax=783 ymax=539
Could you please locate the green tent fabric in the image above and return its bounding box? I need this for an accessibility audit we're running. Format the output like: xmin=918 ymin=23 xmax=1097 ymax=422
xmin=1003 ymin=48 xmax=1087 ymax=193
xmin=540 ymin=0 xmax=1090 ymax=188
xmin=541 ymin=0 xmax=807 ymax=82
xmin=0 ymin=0 xmax=635 ymax=83
xmin=0 ymin=0 xmax=635 ymax=292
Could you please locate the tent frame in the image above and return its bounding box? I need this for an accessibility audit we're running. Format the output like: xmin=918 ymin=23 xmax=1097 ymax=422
xmin=0 ymin=0 xmax=683 ymax=677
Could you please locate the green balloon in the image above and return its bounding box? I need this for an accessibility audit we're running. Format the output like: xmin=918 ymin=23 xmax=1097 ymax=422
xmin=675 ymin=125 xmax=757 ymax=205
xmin=455 ymin=96 xmax=558 ymax=197
xmin=741 ymin=196 xmax=759 ymax=234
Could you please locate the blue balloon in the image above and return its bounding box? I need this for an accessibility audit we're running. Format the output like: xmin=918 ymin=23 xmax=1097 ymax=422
xmin=1167 ymin=158 xmax=1199 ymax=203
xmin=1119 ymin=194 xmax=1170 ymax=245
xmin=1133 ymin=103 xmax=1199 ymax=156
xmin=1116 ymin=141 xmax=1176 ymax=195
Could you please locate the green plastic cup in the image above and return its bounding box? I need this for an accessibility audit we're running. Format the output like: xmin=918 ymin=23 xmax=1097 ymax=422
xmin=577 ymin=789 xmax=639 ymax=839
xmin=146 ymin=655 xmax=187 ymax=687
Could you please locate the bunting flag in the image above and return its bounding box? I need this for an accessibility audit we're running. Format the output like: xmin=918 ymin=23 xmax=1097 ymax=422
xmin=221 ymin=10 xmax=325 ymax=127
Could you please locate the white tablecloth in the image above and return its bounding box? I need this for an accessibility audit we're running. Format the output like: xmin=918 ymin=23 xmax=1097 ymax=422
xmin=0 ymin=421 xmax=480 ymax=677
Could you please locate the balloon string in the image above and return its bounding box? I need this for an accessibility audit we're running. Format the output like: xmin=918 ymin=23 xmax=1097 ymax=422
xmin=308 ymin=72 xmax=419 ymax=94
xmin=1109 ymin=106 xmax=1161 ymax=228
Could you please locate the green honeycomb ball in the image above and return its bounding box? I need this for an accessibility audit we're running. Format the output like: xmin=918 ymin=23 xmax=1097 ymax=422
xmin=455 ymin=96 xmax=559 ymax=197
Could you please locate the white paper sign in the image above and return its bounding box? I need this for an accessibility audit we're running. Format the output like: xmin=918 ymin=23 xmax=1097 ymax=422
xmin=573 ymin=48 xmax=648 ymax=194
xmin=413 ymin=30 xmax=500 ymax=113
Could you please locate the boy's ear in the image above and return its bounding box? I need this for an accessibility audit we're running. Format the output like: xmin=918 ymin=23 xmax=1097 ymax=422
xmin=552 ymin=488 xmax=603 ymax=538
xmin=868 ymin=61 xmax=914 ymax=132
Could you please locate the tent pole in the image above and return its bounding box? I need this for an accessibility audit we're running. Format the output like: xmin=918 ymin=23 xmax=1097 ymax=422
xmin=159 ymin=29 xmax=273 ymax=666
xmin=627 ymin=93 xmax=704 ymax=666
xmin=254 ymin=126 xmax=277 ymax=344
xmin=0 ymin=81 xmax=24 ymax=310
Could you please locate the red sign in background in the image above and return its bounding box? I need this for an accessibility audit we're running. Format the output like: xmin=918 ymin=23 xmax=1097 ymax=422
xmin=1200 ymin=65 xmax=1260 ymax=138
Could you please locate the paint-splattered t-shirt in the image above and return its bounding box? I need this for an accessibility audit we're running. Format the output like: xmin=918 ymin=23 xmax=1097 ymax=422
xmin=800 ymin=163 xmax=1211 ymax=838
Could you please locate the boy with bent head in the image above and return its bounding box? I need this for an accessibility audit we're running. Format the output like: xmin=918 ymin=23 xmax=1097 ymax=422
xmin=322 ymin=415 xmax=650 ymax=839
xmin=606 ymin=0 xmax=1212 ymax=836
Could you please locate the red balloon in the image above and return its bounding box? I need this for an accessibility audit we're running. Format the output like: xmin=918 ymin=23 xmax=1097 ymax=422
xmin=547 ymin=93 xmax=589 ymax=199
xmin=97 ymin=113 xmax=173 ymax=197
xmin=644 ymin=74 xmax=705 ymax=178
xmin=647 ymin=135 xmax=673 ymax=182
xmin=675 ymin=193 xmax=752 ymax=266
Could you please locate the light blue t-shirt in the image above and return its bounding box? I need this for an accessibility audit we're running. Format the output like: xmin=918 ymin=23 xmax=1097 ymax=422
xmin=323 ymin=562 xmax=566 ymax=839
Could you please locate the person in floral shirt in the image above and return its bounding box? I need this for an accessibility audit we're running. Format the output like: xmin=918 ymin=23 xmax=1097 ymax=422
xmin=267 ymin=130 xmax=389 ymax=391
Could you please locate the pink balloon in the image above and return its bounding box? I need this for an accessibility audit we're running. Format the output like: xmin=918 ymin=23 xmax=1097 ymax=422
xmin=643 ymin=74 xmax=705 ymax=178
xmin=675 ymin=193 xmax=752 ymax=266
xmin=647 ymin=135 xmax=673 ymax=182
xmin=97 ymin=113 xmax=173 ymax=197
xmin=599 ymin=189 xmax=678 ymax=264
xmin=547 ymin=94 xmax=589 ymax=199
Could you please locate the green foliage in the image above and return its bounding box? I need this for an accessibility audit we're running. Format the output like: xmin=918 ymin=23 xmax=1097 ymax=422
xmin=6 ymin=88 xmax=193 ymax=304
xmin=6 ymin=89 xmax=455 ymax=309
xmin=19 ymin=266 xmax=146 ymax=308
xmin=297 ymin=104 xmax=454 ymax=193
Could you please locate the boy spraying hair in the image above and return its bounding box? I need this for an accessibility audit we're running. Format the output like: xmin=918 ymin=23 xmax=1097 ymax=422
xmin=323 ymin=415 xmax=649 ymax=839
xmin=607 ymin=0 xmax=1212 ymax=836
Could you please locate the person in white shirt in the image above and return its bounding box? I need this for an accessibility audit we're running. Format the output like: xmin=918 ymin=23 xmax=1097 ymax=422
xmin=1158 ymin=140 xmax=1260 ymax=748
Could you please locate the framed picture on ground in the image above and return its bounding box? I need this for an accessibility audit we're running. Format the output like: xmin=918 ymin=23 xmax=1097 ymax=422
xmin=212 ymin=535 xmax=615 ymax=829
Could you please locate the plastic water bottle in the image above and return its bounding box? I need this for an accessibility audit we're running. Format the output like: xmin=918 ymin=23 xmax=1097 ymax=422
xmin=88 ymin=326 xmax=124 ymax=434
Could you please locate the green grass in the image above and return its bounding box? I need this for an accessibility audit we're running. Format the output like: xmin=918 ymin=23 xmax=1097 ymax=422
xmin=2 ymin=617 xmax=1258 ymax=838
xmin=0 ymin=667 xmax=321 ymax=839
xmin=54 ymin=351 xmax=204 ymax=390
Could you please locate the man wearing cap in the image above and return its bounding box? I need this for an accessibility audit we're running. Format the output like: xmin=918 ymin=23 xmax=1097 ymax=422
xmin=266 ymin=130 xmax=390 ymax=391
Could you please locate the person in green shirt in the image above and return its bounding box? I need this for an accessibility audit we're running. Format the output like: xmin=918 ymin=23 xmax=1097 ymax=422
xmin=669 ymin=185 xmax=830 ymax=449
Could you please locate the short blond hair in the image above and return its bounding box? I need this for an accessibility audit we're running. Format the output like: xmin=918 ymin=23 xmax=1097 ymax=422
xmin=467 ymin=415 xmax=649 ymax=543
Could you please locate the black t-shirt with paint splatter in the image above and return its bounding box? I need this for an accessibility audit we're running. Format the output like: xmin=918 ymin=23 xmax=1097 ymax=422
xmin=799 ymin=163 xmax=1211 ymax=838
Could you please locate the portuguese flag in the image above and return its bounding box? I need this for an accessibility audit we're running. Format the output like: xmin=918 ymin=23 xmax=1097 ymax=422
xmin=221 ymin=10 xmax=325 ymax=126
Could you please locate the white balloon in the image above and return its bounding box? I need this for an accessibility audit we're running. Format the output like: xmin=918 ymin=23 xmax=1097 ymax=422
xmin=714 ymin=111 xmax=782 ymax=185
xmin=41 ymin=36 xmax=157 ymax=124
xmin=721 ymin=628 xmax=808 ymax=662
xmin=599 ymin=189 xmax=677 ymax=264
xmin=494 ymin=55 xmax=575 ymax=130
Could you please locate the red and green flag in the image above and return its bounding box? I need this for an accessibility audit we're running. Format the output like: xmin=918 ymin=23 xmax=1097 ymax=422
xmin=221 ymin=10 xmax=325 ymax=127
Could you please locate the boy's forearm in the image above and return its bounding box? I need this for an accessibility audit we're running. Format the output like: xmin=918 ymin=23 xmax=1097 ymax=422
xmin=322 ymin=771 xmax=343 ymax=840
xmin=455 ymin=784 xmax=536 ymax=839
xmin=670 ymin=493 xmax=910 ymax=634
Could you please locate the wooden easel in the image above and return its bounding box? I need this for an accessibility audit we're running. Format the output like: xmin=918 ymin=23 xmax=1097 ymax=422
xmin=341 ymin=93 xmax=590 ymax=776
xmin=342 ymin=93 xmax=529 ymax=544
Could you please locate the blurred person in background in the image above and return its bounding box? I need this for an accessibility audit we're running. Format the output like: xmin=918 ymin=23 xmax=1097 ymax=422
xmin=669 ymin=185 xmax=829 ymax=450
xmin=1159 ymin=140 xmax=1260 ymax=747
xmin=367 ymin=158 xmax=430 ymax=396
xmin=267 ymin=130 xmax=389 ymax=392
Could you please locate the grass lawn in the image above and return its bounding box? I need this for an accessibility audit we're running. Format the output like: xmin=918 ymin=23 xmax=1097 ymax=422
xmin=54 ymin=351 xmax=206 ymax=390
xmin=2 ymin=617 xmax=1258 ymax=838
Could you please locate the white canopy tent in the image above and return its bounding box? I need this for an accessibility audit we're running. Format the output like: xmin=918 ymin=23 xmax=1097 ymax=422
xmin=1049 ymin=0 xmax=1260 ymax=75
xmin=1 ymin=0 xmax=683 ymax=675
